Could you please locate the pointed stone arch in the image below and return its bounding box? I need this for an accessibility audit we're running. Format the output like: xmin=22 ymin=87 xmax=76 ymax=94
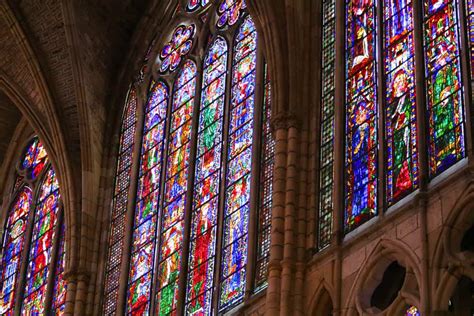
xmin=345 ymin=238 xmax=422 ymax=315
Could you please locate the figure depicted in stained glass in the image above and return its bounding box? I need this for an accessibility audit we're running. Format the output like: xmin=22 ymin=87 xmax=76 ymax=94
xmin=345 ymin=0 xmax=377 ymax=231
xmin=0 ymin=187 xmax=32 ymax=314
xmin=424 ymin=1 xmax=465 ymax=175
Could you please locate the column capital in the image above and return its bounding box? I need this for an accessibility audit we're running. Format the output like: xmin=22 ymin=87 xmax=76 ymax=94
xmin=271 ymin=112 xmax=300 ymax=131
xmin=63 ymin=269 xmax=91 ymax=283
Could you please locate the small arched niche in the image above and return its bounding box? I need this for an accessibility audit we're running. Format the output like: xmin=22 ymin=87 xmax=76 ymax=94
xmin=312 ymin=287 xmax=334 ymax=316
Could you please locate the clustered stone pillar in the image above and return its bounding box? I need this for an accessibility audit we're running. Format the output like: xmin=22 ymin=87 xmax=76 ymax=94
xmin=266 ymin=113 xmax=304 ymax=316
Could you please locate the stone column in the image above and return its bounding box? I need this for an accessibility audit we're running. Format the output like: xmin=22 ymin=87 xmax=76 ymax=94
xmin=265 ymin=118 xmax=288 ymax=315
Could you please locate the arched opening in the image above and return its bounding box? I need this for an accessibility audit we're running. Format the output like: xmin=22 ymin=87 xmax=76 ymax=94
xmin=370 ymin=261 xmax=406 ymax=311
xmin=313 ymin=288 xmax=334 ymax=316
xmin=448 ymin=276 xmax=474 ymax=315
xmin=460 ymin=225 xmax=474 ymax=252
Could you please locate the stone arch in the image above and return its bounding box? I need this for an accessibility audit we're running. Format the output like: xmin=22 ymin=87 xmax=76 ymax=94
xmin=431 ymin=185 xmax=474 ymax=310
xmin=345 ymin=238 xmax=422 ymax=315
xmin=309 ymin=281 xmax=335 ymax=316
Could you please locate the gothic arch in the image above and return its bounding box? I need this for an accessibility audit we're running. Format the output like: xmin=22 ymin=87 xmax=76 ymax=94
xmin=345 ymin=238 xmax=422 ymax=315
xmin=431 ymin=184 xmax=474 ymax=310
xmin=308 ymin=281 xmax=335 ymax=316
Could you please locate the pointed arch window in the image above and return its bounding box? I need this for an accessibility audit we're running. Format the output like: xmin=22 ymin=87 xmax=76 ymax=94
xmin=316 ymin=0 xmax=471 ymax=244
xmin=0 ymin=136 xmax=66 ymax=315
xmin=103 ymin=1 xmax=274 ymax=314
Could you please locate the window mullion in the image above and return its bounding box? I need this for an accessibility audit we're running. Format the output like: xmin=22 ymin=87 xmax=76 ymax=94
xmin=458 ymin=0 xmax=474 ymax=159
xmin=244 ymin=39 xmax=265 ymax=297
xmin=13 ymin=185 xmax=36 ymax=314
xmin=211 ymin=34 xmax=233 ymax=315
xmin=115 ymin=86 xmax=146 ymax=315
xmin=376 ymin=0 xmax=387 ymax=215
xmin=332 ymin=0 xmax=345 ymax=245
xmin=413 ymin=0 xmax=430 ymax=188
xmin=42 ymin=206 xmax=64 ymax=314
xmin=176 ymin=59 xmax=203 ymax=316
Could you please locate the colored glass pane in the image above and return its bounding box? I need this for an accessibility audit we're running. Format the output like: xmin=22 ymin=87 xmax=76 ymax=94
xmin=188 ymin=0 xmax=210 ymax=11
xmin=185 ymin=36 xmax=228 ymax=315
xmin=384 ymin=0 xmax=419 ymax=204
xmin=217 ymin=0 xmax=246 ymax=28
xmin=103 ymin=87 xmax=138 ymax=315
xmin=0 ymin=187 xmax=32 ymax=315
xmin=219 ymin=16 xmax=256 ymax=310
xmin=406 ymin=305 xmax=420 ymax=316
xmin=467 ymin=0 xmax=474 ymax=77
xmin=52 ymin=224 xmax=66 ymax=315
xmin=126 ymin=81 xmax=169 ymax=315
xmin=20 ymin=137 xmax=48 ymax=180
xmin=344 ymin=0 xmax=378 ymax=232
xmin=160 ymin=24 xmax=196 ymax=73
xmin=22 ymin=168 xmax=60 ymax=315
xmin=155 ymin=61 xmax=197 ymax=316
xmin=423 ymin=0 xmax=465 ymax=176
xmin=254 ymin=64 xmax=274 ymax=291
xmin=318 ymin=0 xmax=336 ymax=249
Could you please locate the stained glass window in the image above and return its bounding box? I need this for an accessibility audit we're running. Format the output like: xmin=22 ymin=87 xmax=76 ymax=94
xmin=423 ymin=0 xmax=465 ymax=176
xmin=105 ymin=2 xmax=273 ymax=314
xmin=188 ymin=0 xmax=210 ymax=11
xmin=254 ymin=65 xmax=274 ymax=290
xmin=185 ymin=35 xmax=228 ymax=316
xmin=0 ymin=137 xmax=65 ymax=315
xmin=219 ymin=15 xmax=257 ymax=310
xmin=467 ymin=0 xmax=474 ymax=78
xmin=160 ymin=24 xmax=196 ymax=73
xmin=406 ymin=305 xmax=420 ymax=316
xmin=21 ymin=168 xmax=61 ymax=314
xmin=52 ymin=223 xmax=67 ymax=314
xmin=127 ymin=81 xmax=169 ymax=314
xmin=318 ymin=0 xmax=336 ymax=249
xmin=155 ymin=60 xmax=197 ymax=315
xmin=384 ymin=0 xmax=418 ymax=204
xmin=20 ymin=137 xmax=48 ymax=180
xmin=217 ymin=0 xmax=246 ymax=28
xmin=103 ymin=87 xmax=138 ymax=315
xmin=344 ymin=0 xmax=378 ymax=232
xmin=0 ymin=187 xmax=33 ymax=315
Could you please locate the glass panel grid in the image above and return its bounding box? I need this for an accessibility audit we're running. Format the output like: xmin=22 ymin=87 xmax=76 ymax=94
xmin=103 ymin=87 xmax=138 ymax=315
xmin=318 ymin=0 xmax=336 ymax=250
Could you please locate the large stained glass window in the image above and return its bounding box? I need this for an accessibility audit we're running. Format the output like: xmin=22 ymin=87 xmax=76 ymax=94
xmin=344 ymin=0 xmax=378 ymax=232
xmin=219 ymin=15 xmax=256 ymax=310
xmin=321 ymin=0 xmax=470 ymax=238
xmin=423 ymin=0 xmax=465 ymax=176
xmin=0 ymin=136 xmax=66 ymax=315
xmin=318 ymin=0 xmax=336 ymax=249
xmin=22 ymin=168 xmax=61 ymax=314
xmin=0 ymin=187 xmax=32 ymax=314
xmin=186 ymin=36 xmax=228 ymax=315
xmin=127 ymin=81 xmax=169 ymax=314
xmin=155 ymin=60 xmax=197 ymax=315
xmin=103 ymin=87 xmax=138 ymax=314
xmin=383 ymin=0 xmax=418 ymax=204
xmin=104 ymin=2 xmax=274 ymax=314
